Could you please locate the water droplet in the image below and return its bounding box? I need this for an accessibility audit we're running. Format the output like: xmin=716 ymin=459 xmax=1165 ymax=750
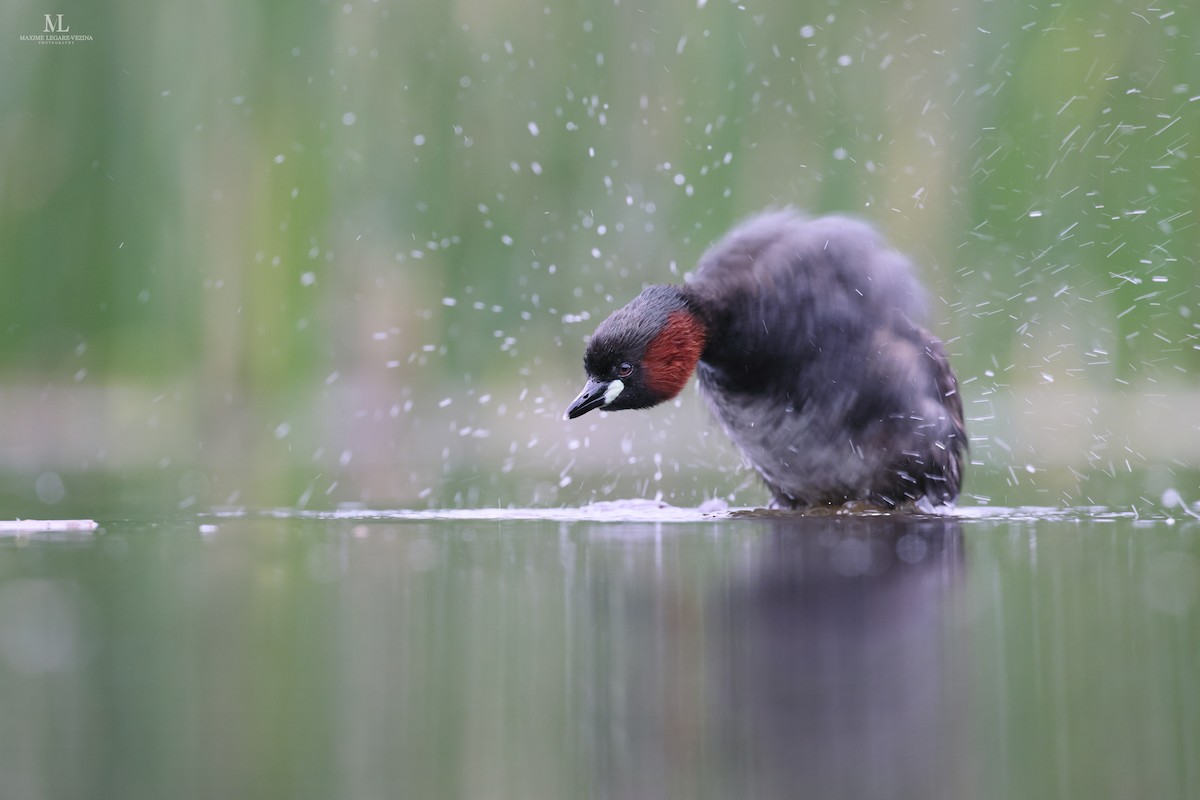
xmin=34 ymin=472 xmax=66 ymax=505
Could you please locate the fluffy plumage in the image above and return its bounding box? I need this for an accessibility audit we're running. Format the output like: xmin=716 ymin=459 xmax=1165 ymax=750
xmin=565 ymin=209 xmax=967 ymax=509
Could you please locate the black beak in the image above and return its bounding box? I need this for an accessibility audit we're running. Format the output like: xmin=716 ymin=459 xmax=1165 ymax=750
xmin=564 ymin=378 xmax=610 ymax=420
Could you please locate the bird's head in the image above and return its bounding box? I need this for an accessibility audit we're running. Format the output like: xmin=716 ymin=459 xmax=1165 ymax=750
xmin=564 ymin=285 xmax=708 ymax=420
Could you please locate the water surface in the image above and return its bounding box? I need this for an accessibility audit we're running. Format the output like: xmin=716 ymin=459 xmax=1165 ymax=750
xmin=0 ymin=507 xmax=1196 ymax=799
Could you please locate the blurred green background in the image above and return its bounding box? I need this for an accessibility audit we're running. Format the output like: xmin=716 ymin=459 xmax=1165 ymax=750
xmin=2 ymin=0 xmax=1197 ymax=516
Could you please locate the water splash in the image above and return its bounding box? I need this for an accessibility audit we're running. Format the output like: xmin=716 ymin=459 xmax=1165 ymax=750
xmin=200 ymin=502 xmax=1184 ymax=526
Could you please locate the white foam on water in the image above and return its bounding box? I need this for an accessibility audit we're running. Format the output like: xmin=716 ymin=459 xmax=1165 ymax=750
xmin=205 ymin=503 xmax=1166 ymax=526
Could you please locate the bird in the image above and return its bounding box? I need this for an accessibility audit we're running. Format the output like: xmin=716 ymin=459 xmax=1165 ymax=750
xmin=563 ymin=209 xmax=966 ymax=510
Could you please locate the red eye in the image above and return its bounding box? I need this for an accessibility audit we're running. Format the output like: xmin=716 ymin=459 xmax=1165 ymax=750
xmin=617 ymin=362 xmax=633 ymax=378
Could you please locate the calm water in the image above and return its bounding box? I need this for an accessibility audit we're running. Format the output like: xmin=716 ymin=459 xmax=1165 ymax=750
xmin=1 ymin=507 xmax=1197 ymax=800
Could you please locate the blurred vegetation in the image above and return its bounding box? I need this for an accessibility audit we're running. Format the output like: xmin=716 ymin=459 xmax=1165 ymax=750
xmin=1 ymin=0 xmax=1197 ymax=514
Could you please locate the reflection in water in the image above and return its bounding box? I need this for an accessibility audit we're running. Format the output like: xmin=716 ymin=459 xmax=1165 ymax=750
xmin=2 ymin=515 xmax=1196 ymax=799
xmin=717 ymin=517 xmax=965 ymax=799
xmin=588 ymin=516 xmax=965 ymax=799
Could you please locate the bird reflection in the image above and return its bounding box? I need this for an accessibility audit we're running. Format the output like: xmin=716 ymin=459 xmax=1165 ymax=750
xmin=714 ymin=515 xmax=967 ymax=799
xmin=588 ymin=515 xmax=967 ymax=799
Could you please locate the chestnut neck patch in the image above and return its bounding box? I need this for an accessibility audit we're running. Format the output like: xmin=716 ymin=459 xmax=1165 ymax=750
xmin=643 ymin=309 xmax=707 ymax=401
